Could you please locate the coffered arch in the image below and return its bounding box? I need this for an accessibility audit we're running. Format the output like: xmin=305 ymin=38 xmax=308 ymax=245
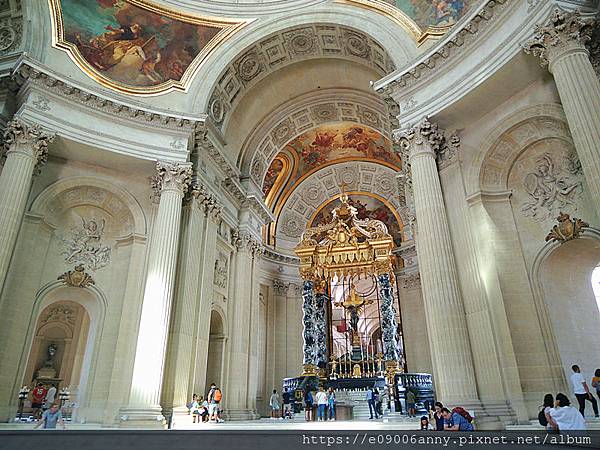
xmin=273 ymin=161 xmax=404 ymax=252
xmin=240 ymin=88 xmax=393 ymax=183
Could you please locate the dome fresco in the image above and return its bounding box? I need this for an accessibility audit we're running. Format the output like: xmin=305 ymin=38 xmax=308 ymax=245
xmin=262 ymin=122 xmax=400 ymax=202
xmin=51 ymin=0 xmax=244 ymax=92
xmin=382 ymin=0 xmax=469 ymax=29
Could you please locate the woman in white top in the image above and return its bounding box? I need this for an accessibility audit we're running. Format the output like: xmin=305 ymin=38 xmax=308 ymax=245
xmin=269 ymin=389 xmax=281 ymax=418
xmin=549 ymin=393 xmax=587 ymax=431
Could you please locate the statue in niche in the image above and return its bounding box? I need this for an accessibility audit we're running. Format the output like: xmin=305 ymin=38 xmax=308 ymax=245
xmin=521 ymin=152 xmax=583 ymax=221
xmin=63 ymin=217 xmax=111 ymax=271
xmin=37 ymin=343 xmax=58 ymax=379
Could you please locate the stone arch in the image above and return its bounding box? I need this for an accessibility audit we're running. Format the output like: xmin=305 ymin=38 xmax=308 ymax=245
xmin=205 ymin=307 xmax=227 ymax=392
xmin=274 ymin=161 xmax=403 ymax=251
xmin=199 ymin=11 xmax=418 ymax=131
xmin=530 ymin=228 xmax=600 ymax=392
xmin=470 ymin=104 xmax=570 ymax=195
xmin=30 ymin=176 xmax=147 ymax=236
xmin=240 ymin=88 xmax=392 ymax=181
xmin=15 ymin=281 xmax=108 ymax=420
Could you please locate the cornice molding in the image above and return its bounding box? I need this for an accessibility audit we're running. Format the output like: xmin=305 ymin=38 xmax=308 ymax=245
xmin=262 ymin=247 xmax=300 ymax=265
xmin=13 ymin=56 xmax=204 ymax=131
xmin=222 ymin=176 xmax=275 ymax=224
xmin=374 ymin=0 xmax=510 ymax=95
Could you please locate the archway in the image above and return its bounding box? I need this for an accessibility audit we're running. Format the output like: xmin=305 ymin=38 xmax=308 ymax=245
xmin=205 ymin=310 xmax=226 ymax=394
xmin=21 ymin=301 xmax=91 ymax=418
xmin=536 ymin=235 xmax=600 ymax=386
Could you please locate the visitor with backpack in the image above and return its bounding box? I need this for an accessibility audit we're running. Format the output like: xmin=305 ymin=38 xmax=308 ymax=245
xmin=207 ymin=383 xmax=224 ymax=423
xmin=441 ymin=407 xmax=474 ymax=431
xmin=538 ymin=394 xmax=556 ymax=432
xmin=549 ymin=393 xmax=587 ymax=431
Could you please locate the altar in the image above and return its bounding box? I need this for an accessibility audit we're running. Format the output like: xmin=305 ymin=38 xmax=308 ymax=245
xmin=286 ymin=191 xmax=435 ymax=419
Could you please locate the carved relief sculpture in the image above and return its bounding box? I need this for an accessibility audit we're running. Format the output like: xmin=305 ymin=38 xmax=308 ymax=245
xmin=58 ymin=264 xmax=95 ymax=288
xmin=214 ymin=254 xmax=228 ymax=289
xmin=521 ymin=152 xmax=583 ymax=221
xmin=63 ymin=217 xmax=111 ymax=271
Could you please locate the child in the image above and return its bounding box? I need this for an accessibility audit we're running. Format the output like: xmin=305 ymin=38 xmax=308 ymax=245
xmin=420 ymin=415 xmax=432 ymax=430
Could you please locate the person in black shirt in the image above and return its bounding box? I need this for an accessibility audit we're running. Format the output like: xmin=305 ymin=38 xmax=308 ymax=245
xmin=282 ymin=388 xmax=292 ymax=419
xmin=433 ymin=402 xmax=445 ymax=431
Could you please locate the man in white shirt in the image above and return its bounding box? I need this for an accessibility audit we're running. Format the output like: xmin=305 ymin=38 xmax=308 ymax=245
xmin=571 ymin=365 xmax=599 ymax=418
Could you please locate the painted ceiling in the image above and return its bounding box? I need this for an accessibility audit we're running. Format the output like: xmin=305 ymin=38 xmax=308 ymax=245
xmin=262 ymin=122 xmax=400 ymax=206
xmin=53 ymin=0 xmax=240 ymax=92
xmin=383 ymin=0 xmax=469 ymax=30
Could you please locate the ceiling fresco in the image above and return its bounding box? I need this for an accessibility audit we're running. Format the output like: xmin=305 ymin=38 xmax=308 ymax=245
xmin=52 ymin=0 xmax=244 ymax=93
xmin=262 ymin=122 xmax=400 ymax=204
xmin=383 ymin=0 xmax=469 ymax=29
xmin=310 ymin=194 xmax=403 ymax=247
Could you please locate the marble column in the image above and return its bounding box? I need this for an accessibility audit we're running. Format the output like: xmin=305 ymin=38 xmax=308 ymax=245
xmin=524 ymin=10 xmax=600 ymax=220
xmin=396 ymin=118 xmax=480 ymax=406
xmin=0 ymin=119 xmax=53 ymax=297
xmin=313 ymin=281 xmax=328 ymax=375
xmin=121 ymin=161 xmax=191 ymax=427
xmin=301 ymin=280 xmax=317 ymax=375
xmin=377 ymin=273 xmax=400 ymax=366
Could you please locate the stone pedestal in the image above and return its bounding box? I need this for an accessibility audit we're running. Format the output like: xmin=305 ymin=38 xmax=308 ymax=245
xmin=0 ymin=119 xmax=53 ymax=296
xmin=120 ymin=161 xmax=191 ymax=428
xmin=524 ymin=10 xmax=600 ymax=221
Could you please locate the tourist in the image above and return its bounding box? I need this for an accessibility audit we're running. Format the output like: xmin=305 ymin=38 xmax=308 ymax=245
xmin=199 ymin=396 xmax=209 ymax=422
xmin=539 ymin=394 xmax=557 ymax=432
xmin=31 ymin=383 xmax=47 ymax=419
xmin=441 ymin=407 xmax=474 ymax=431
xmin=43 ymin=384 xmax=57 ymax=411
xmin=187 ymin=393 xmax=198 ymax=415
xmin=420 ymin=415 xmax=432 ymax=430
xmin=207 ymin=383 xmax=224 ymax=423
xmin=549 ymin=393 xmax=587 ymax=431
xmin=592 ymin=369 xmax=600 ymax=403
xmin=316 ymin=386 xmax=328 ymax=421
xmin=191 ymin=397 xmax=201 ymax=424
xmin=327 ymin=387 xmax=336 ymax=421
xmin=282 ymin=388 xmax=292 ymax=419
xmin=432 ymin=402 xmax=445 ymax=431
xmin=366 ymin=386 xmax=378 ymax=419
xmin=34 ymin=403 xmax=65 ymax=429
xmin=304 ymin=389 xmax=313 ymax=421
xmin=269 ymin=389 xmax=280 ymax=419
xmin=570 ymin=365 xmax=599 ymax=417
xmin=375 ymin=388 xmax=383 ymax=417
xmin=406 ymin=389 xmax=416 ymax=418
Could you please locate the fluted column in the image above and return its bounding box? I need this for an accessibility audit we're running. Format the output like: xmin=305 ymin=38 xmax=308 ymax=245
xmin=301 ymin=280 xmax=318 ymax=375
xmin=121 ymin=161 xmax=191 ymax=427
xmin=524 ymin=10 xmax=600 ymax=220
xmin=396 ymin=118 xmax=479 ymax=405
xmin=0 ymin=119 xmax=53 ymax=296
xmin=161 ymin=183 xmax=221 ymax=423
xmin=226 ymin=231 xmax=261 ymax=420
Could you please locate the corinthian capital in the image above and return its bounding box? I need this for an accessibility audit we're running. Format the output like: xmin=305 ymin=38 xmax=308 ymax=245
xmin=272 ymin=279 xmax=290 ymax=297
xmin=394 ymin=117 xmax=445 ymax=158
xmin=189 ymin=181 xmax=223 ymax=220
xmin=523 ymin=9 xmax=593 ymax=68
xmin=231 ymin=229 xmax=263 ymax=258
xmin=151 ymin=161 xmax=192 ymax=198
xmin=2 ymin=119 xmax=55 ymax=170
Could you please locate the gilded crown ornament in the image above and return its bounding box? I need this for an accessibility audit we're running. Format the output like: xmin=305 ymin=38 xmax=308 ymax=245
xmin=545 ymin=212 xmax=588 ymax=244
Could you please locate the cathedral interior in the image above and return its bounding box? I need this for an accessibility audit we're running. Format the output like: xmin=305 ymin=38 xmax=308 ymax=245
xmin=0 ymin=0 xmax=600 ymax=432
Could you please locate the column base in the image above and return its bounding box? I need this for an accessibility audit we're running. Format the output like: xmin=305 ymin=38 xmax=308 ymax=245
xmin=0 ymin=404 xmax=16 ymax=423
xmin=119 ymin=406 xmax=166 ymax=429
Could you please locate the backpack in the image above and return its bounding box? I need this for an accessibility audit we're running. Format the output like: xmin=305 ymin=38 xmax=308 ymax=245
xmin=538 ymin=408 xmax=548 ymax=427
xmin=214 ymin=389 xmax=222 ymax=402
xmin=452 ymin=407 xmax=473 ymax=423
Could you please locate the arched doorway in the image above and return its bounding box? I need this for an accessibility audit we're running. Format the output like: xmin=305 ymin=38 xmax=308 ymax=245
xmin=537 ymin=235 xmax=600 ymax=385
xmin=21 ymin=301 xmax=91 ymax=418
xmin=205 ymin=310 xmax=226 ymax=393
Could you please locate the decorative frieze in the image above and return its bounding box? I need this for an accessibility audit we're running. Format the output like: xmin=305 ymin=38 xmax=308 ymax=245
xmin=523 ymin=9 xmax=593 ymax=68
